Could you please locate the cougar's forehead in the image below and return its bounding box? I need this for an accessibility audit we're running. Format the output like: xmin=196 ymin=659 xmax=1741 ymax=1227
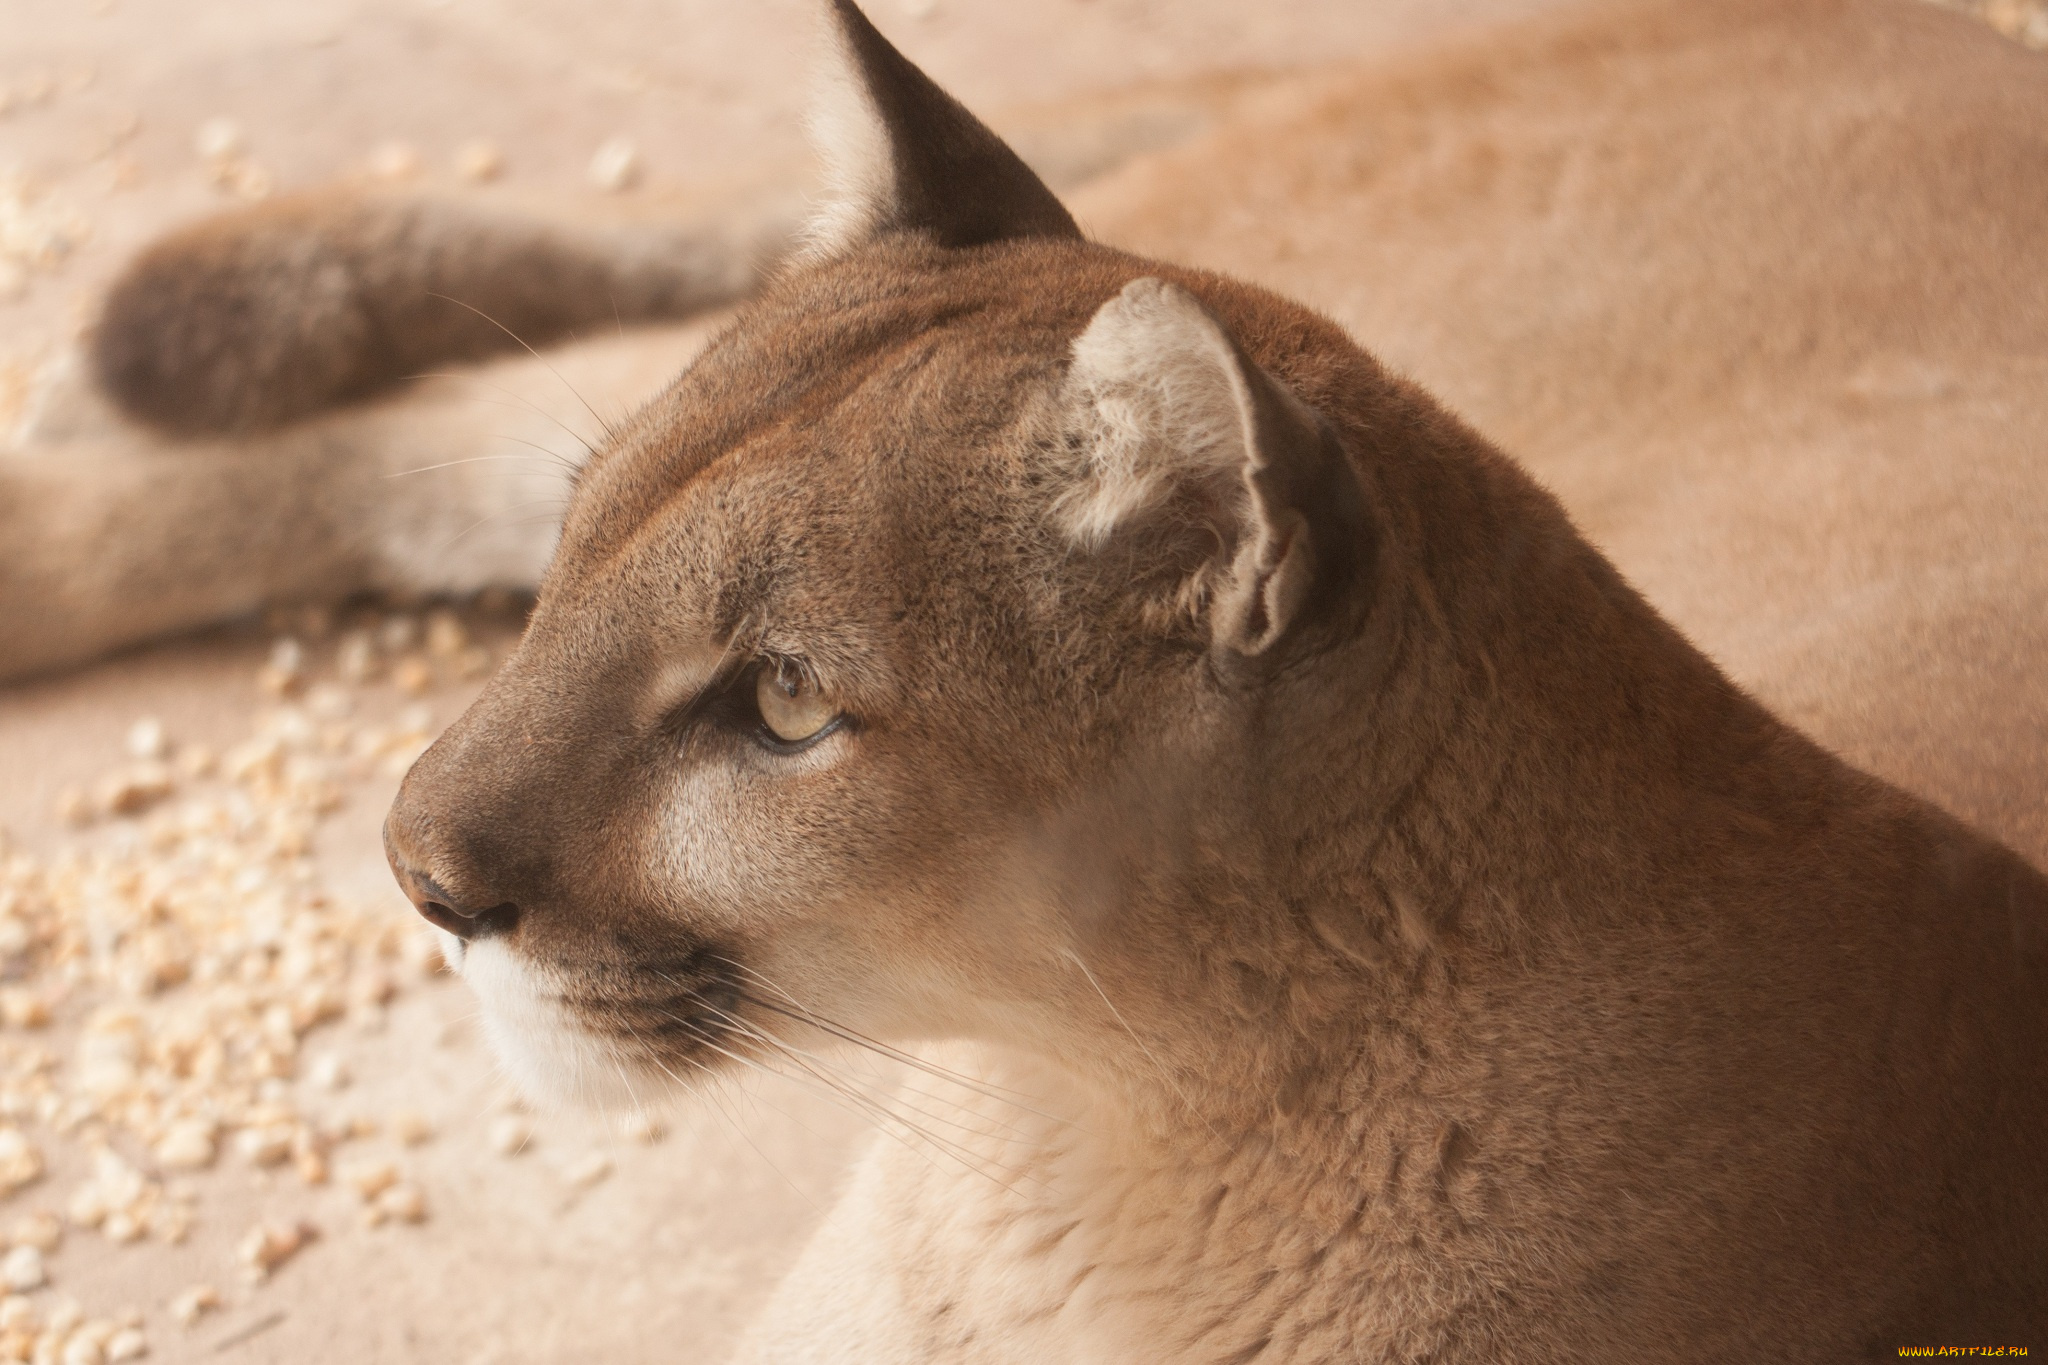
xmin=534 ymin=250 xmax=1119 ymax=655
xmin=554 ymin=239 xmax=1143 ymax=572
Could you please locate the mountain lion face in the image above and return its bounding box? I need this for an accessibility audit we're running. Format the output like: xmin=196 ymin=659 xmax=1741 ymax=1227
xmin=382 ymin=1 xmax=1394 ymax=1105
xmin=383 ymin=231 xmax=1377 ymax=1104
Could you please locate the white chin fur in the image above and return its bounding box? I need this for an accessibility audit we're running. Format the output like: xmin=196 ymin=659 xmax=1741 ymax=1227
xmin=458 ymin=940 xmax=677 ymax=1112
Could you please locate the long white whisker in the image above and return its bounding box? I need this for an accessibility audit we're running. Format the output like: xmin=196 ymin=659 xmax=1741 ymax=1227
xmin=384 ymin=453 xmax=578 ymax=480
xmin=699 ymin=1001 xmax=1038 ymax=1148
xmin=1061 ymin=947 xmax=1224 ymax=1145
xmin=667 ymin=1010 xmax=1036 ymax=1197
xmin=713 ymin=958 xmax=1063 ymax=1117
xmin=441 ymin=495 xmax=572 ymax=552
xmin=602 ymin=1016 xmax=832 ymax=1214
xmin=484 ymin=431 xmax=593 ymax=477
xmin=732 ymin=991 xmax=1079 ymax=1131
xmin=410 ymin=376 xmax=601 ymax=459
xmin=423 ymin=292 xmax=617 ymax=440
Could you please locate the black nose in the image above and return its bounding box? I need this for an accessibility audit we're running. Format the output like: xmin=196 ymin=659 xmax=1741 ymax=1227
xmin=388 ymin=861 xmax=522 ymax=941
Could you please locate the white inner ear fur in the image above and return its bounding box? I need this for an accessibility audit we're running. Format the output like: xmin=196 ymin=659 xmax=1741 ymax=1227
xmin=1057 ymin=278 xmax=1256 ymax=550
xmin=1059 ymin=277 xmax=1320 ymax=657
xmin=799 ymin=8 xmax=894 ymax=263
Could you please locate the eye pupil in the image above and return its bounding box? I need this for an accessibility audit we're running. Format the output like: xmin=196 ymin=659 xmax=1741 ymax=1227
xmin=756 ymin=667 xmax=838 ymax=746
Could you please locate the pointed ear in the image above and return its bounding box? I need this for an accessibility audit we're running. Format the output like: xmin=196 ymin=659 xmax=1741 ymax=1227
xmin=1057 ymin=278 xmax=1370 ymax=661
xmin=804 ymin=0 xmax=1081 ymax=260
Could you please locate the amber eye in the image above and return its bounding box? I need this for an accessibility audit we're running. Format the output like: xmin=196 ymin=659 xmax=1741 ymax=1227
xmin=756 ymin=668 xmax=839 ymax=746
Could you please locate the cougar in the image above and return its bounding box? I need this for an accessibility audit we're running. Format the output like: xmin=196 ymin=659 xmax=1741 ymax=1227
xmin=27 ymin=0 xmax=2048 ymax=1358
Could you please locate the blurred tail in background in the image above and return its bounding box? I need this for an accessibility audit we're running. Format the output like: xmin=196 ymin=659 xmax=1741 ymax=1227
xmin=92 ymin=194 xmax=788 ymax=437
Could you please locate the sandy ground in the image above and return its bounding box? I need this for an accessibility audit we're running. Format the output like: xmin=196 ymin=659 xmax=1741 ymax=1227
xmin=0 ymin=3 xmax=1578 ymax=1362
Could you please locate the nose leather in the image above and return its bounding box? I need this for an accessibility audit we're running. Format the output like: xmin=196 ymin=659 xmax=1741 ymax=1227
xmin=387 ymin=859 xmax=522 ymax=941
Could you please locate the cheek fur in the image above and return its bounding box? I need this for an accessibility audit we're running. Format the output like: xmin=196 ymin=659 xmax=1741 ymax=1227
xmin=654 ymin=739 xmax=868 ymax=926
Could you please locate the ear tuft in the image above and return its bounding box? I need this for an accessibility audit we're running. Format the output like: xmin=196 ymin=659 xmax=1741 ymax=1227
xmin=1059 ymin=278 xmax=1364 ymax=660
xmin=803 ymin=0 xmax=1080 ymax=261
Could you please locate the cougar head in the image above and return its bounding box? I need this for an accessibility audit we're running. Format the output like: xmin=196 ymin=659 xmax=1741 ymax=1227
xmin=384 ymin=0 xmax=1382 ymax=1107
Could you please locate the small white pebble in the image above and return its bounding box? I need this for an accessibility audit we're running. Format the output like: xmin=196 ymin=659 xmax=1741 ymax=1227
xmin=335 ymin=630 xmax=377 ymax=683
xmin=0 ymin=1128 xmax=42 ymax=1196
xmin=267 ymin=635 xmax=306 ymax=677
xmin=2 ymin=1245 xmax=46 ymax=1292
xmin=487 ymin=1115 xmax=531 ymax=1156
xmin=193 ymin=117 xmax=243 ymax=160
xmin=374 ymin=1183 xmax=426 ymax=1224
xmin=167 ymin=1285 xmax=218 ymax=1327
xmin=233 ymin=1125 xmax=292 ymax=1168
xmin=340 ymin=1159 xmax=397 ymax=1200
xmin=0 ymin=1295 xmax=34 ymax=1331
xmin=154 ymin=1119 xmax=215 ymax=1170
xmin=294 ymin=1146 xmax=329 ymax=1186
xmin=257 ymin=637 xmax=306 ymax=696
xmin=105 ymin=1328 xmax=146 ymax=1362
xmin=587 ymin=136 xmax=640 ymax=192
xmin=235 ymin=1221 xmax=314 ymax=1278
xmin=61 ymin=1334 xmax=103 ymax=1365
xmin=124 ymin=717 xmax=167 ymax=761
xmin=305 ymin=1053 xmax=349 ymax=1091
xmin=562 ymin=1153 xmax=612 ymax=1188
